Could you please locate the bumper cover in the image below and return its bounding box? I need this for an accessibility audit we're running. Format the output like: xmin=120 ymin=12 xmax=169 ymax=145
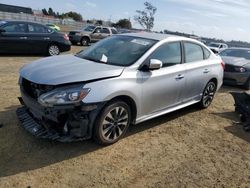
xmin=16 ymin=106 xmax=86 ymax=142
xmin=224 ymin=72 xmax=249 ymax=86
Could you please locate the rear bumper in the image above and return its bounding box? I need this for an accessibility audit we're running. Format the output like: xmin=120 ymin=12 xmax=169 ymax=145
xmin=16 ymin=90 xmax=105 ymax=142
xmin=224 ymin=72 xmax=249 ymax=86
xmin=59 ymin=41 xmax=71 ymax=52
xmin=69 ymin=35 xmax=82 ymax=43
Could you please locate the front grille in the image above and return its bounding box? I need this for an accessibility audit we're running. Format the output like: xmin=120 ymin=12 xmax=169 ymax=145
xmin=225 ymin=64 xmax=236 ymax=72
xmin=21 ymin=78 xmax=54 ymax=99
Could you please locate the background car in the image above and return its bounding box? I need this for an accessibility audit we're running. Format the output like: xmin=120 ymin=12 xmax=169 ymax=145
xmin=17 ymin=33 xmax=223 ymax=145
xmin=219 ymin=48 xmax=250 ymax=89
xmin=68 ymin=25 xmax=118 ymax=46
xmin=0 ymin=20 xmax=71 ymax=56
xmin=208 ymin=42 xmax=228 ymax=53
xmin=46 ymin=23 xmax=60 ymax=31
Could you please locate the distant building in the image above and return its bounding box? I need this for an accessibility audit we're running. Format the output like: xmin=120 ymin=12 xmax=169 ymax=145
xmin=0 ymin=3 xmax=33 ymax=14
xmin=33 ymin=9 xmax=44 ymax=16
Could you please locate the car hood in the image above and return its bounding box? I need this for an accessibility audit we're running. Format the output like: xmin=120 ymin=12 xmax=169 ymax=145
xmin=221 ymin=56 xmax=250 ymax=67
xmin=20 ymin=54 xmax=125 ymax=85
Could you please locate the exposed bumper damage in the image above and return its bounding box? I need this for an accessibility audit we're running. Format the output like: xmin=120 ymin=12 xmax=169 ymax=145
xmin=231 ymin=92 xmax=250 ymax=132
xmin=16 ymin=96 xmax=104 ymax=142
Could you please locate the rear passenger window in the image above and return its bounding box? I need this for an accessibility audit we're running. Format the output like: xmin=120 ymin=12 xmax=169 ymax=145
xmin=203 ymin=47 xmax=211 ymax=59
xmin=184 ymin=42 xmax=204 ymax=63
xmin=149 ymin=42 xmax=181 ymax=67
xmin=100 ymin=28 xmax=110 ymax=34
xmin=28 ymin=24 xmax=48 ymax=33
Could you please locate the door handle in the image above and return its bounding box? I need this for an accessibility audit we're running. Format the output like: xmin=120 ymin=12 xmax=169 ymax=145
xmin=175 ymin=74 xmax=184 ymax=80
xmin=19 ymin=37 xmax=27 ymax=40
xmin=203 ymin=69 xmax=210 ymax=74
xmin=44 ymin=37 xmax=50 ymax=40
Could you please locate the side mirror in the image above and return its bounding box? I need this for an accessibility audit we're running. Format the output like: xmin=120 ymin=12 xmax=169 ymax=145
xmin=149 ymin=59 xmax=163 ymax=70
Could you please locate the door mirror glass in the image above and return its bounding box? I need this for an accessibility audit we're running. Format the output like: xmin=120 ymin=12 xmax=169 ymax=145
xmin=149 ymin=59 xmax=162 ymax=70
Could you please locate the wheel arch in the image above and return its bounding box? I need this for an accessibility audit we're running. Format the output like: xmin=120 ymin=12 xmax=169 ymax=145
xmin=101 ymin=95 xmax=137 ymax=125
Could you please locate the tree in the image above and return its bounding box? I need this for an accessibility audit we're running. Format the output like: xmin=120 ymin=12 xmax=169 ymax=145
xmin=134 ymin=2 xmax=157 ymax=31
xmin=48 ymin=7 xmax=55 ymax=16
xmin=42 ymin=8 xmax=48 ymax=15
xmin=114 ymin=19 xmax=132 ymax=29
xmin=96 ymin=20 xmax=103 ymax=25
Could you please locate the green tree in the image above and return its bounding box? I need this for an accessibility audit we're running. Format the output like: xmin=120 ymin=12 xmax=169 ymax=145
xmin=48 ymin=7 xmax=55 ymax=16
xmin=114 ymin=19 xmax=132 ymax=29
xmin=134 ymin=2 xmax=157 ymax=31
xmin=42 ymin=8 xmax=48 ymax=15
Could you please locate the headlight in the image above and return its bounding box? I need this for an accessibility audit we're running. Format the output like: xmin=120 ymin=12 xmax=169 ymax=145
xmin=38 ymin=87 xmax=90 ymax=107
xmin=234 ymin=67 xmax=247 ymax=73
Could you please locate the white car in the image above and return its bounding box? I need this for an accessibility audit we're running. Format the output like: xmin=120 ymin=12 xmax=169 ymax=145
xmin=208 ymin=42 xmax=228 ymax=54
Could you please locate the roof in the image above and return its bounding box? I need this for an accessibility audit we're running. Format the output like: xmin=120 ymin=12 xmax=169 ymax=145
xmin=119 ymin=32 xmax=187 ymax=41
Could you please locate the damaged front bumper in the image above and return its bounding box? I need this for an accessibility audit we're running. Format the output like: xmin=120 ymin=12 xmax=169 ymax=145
xmin=16 ymin=94 xmax=104 ymax=142
xmin=231 ymin=92 xmax=250 ymax=132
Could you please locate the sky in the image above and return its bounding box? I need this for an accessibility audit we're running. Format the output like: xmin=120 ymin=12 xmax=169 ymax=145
xmin=0 ymin=0 xmax=250 ymax=42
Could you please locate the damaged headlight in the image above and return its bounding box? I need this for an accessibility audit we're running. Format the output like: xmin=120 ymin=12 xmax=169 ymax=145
xmin=38 ymin=86 xmax=90 ymax=107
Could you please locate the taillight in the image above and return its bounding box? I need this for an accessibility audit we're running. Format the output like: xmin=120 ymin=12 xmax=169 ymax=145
xmin=221 ymin=61 xmax=225 ymax=70
xmin=63 ymin=34 xmax=69 ymax=41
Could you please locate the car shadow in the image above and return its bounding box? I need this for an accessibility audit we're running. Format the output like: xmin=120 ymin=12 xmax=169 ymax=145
xmin=212 ymin=111 xmax=250 ymax=143
xmin=0 ymin=104 xmax=199 ymax=178
xmin=0 ymin=53 xmax=46 ymax=57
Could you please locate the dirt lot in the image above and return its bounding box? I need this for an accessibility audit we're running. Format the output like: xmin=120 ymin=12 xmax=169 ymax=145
xmin=0 ymin=46 xmax=249 ymax=188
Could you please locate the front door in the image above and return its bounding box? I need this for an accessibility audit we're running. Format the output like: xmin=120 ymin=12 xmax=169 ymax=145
xmin=0 ymin=22 xmax=28 ymax=53
xmin=141 ymin=42 xmax=186 ymax=116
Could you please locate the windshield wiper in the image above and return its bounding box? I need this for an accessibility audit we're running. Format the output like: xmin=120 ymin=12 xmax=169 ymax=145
xmin=82 ymin=56 xmax=106 ymax=64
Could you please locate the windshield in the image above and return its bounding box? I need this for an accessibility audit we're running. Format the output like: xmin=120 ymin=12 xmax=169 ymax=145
xmin=83 ymin=25 xmax=96 ymax=32
xmin=209 ymin=43 xmax=220 ymax=48
xmin=76 ymin=35 xmax=157 ymax=66
xmin=219 ymin=49 xmax=250 ymax=60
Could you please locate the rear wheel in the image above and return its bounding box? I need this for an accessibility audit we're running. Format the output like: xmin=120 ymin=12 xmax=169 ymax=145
xmin=48 ymin=44 xmax=60 ymax=56
xmin=81 ymin=37 xmax=90 ymax=46
xmin=199 ymin=81 xmax=216 ymax=108
xmin=94 ymin=100 xmax=131 ymax=145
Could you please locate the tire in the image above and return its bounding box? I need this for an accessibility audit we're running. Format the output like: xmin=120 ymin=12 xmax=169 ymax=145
xmin=199 ymin=81 xmax=217 ymax=108
xmin=94 ymin=100 xmax=131 ymax=145
xmin=243 ymin=78 xmax=250 ymax=90
xmin=81 ymin=37 xmax=90 ymax=46
xmin=48 ymin=44 xmax=60 ymax=56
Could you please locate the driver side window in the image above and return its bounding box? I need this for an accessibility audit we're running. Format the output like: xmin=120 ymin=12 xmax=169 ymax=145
xmin=149 ymin=42 xmax=182 ymax=67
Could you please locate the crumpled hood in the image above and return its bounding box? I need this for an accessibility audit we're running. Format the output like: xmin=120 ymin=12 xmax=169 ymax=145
xmin=221 ymin=56 xmax=250 ymax=67
xmin=20 ymin=54 xmax=124 ymax=85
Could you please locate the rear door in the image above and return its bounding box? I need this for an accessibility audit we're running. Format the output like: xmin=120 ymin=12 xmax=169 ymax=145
xmin=0 ymin=22 xmax=28 ymax=53
xmin=141 ymin=41 xmax=186 ymax=115
xmin=26 ymin=23 xmax=52 ymax=53
xmin=99 ymin=28 xmax=111 ymax=39
xmin=181 ymin=41 xmax=212 ymax=102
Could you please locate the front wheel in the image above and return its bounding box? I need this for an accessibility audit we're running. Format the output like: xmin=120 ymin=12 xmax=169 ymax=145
xmin=94 ymin=100 xmax=131 ymax=145
xmin=199 ymin=81 xmax=216 ymax=108
xmin=48 ymin=44 xmax=60 ymax=56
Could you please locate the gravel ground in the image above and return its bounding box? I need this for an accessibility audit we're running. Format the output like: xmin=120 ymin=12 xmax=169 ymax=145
xmin=0 ymin=46 xmax=249 ymax=188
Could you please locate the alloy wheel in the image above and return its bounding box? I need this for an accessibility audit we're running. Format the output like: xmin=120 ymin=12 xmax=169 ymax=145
xmin=202 ymin=82 xmax=216 ymax=108
xmin=48 ymin=45 xmax=60 ymax=56
xmin=101 ymin=106 xmax=129 ymax=142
